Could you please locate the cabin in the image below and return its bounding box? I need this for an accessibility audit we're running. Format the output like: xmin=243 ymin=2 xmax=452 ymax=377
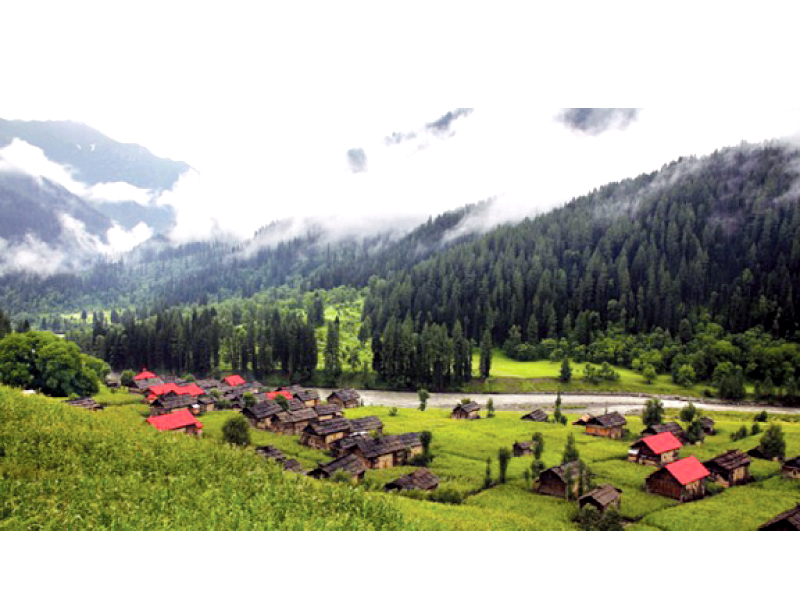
xmin=579 ymin=485 xmax=623 ymax=513
xmin=314 ymin=404 xmax=345 ymax=422
xmin=700 ymin=417 xmax=716 ymax=436
xmin=537 ymin=462 xmax=582 ymax=500
xmin=134 ymin=370 xmax=158 ymax=382
xmin=451 ymin=402 xmax=481 ymax=420
xmin=270 ymin=408 xmax=318 ymax=436
xmin=513 ymin=442 xmax=533 ymax=457
xmin=629 ymin=432 xmax=683 ymax=467
xmin=349 ymin=416 xmax=384 ymax=436
xmin=583 ymin=413 xmax=627 ymax=439
xmin=573 ymin=415 xmax=593 ymax=427
xmin=224 ymin=375 xmax=247 ymax=388
xmin=351 ymin=434 xmax=423 ymax=470
xmin=149 ymin=395 xmax=197 ymax=416
xmin=301 ymin=418 xmax=353 ymax=450
xmin=758 ymin=505 xmax=800 ymax=531
xmin=146 ymin=410 xmax=203 ymax=437
xmin=748 ymin=446 xmax=785 ymax=462
xmin=521 ymin=410 xmax=548 ymax=423
xmin=641 ymin=422 xmax=688 ymax=444
xmin=243 ymin=402 xmax=285 ymax=429
xmin=196 ymin=395 xmax=217 ymax=413
xmin=704 ymin=450 xmax=753 ymax=488
xmin=327 ymin=389 xmax=361 ymax=409
xmin=65 ymin=397 xmax=104 ymax=411
xmin=645 ymin=457 xmax=710 ymax=502
xmin=309 ymin=454 xmax=367 ymax=483
xmin=279 ymin=386 xmax=321 ymax=408
xmin=385 ymin=469 xmax=440 ymax=492
xmin=781 ymin=457 xmax=800 ymax=479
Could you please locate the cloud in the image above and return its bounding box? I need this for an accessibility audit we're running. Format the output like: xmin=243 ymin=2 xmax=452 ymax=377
xmin=346 ymin=148 xmax=368 ymax=174
xmin=106 ymin=221 xmax=153 ymax=253
xmin=385 ymin=107 xmax=475 ymax=146
xmin=557 ymin=108 xmax=640 ymax=134
xmin=85 ymin=181 xmax=154 ymax=204
xmin=426 ymin=108 xmax=475 ymax=135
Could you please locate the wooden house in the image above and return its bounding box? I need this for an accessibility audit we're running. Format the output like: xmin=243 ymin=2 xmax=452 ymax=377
xmin=243 ymin=402 xmax=285 ymax=430
xmin=351 ymin=434 xmax=423 ymax=470
xmin=349 ymin=416 xmax=384 ymax=435
xmin=781 ymin=457 xmax=800 ymax=479
xmin=573 ymin=415 xmax=593 ymax=427
xmin=149 ymin=395 xmax=197 ymax=417
xmin=309 ymin=454 xmax=367 ymax=483
xmin=700 ymin=417 xmax=716 ymax=436
xmin=314 ymin=404 xmax=344 ymax=422
xmin=146 ymin=410 xmax=203 ymax=437
xmin=579 ymin=485 xmax=622 ymax=513
xmin=65 ymin=397 xmax=104 ymax=411
xmin=641 ymin=422 xmax=688 ymax=444
xmin=758 ymin=505 xmax=800 ymax=531
xmin=537 ymin=462 xmax=582 ymax=500
xmin=629 ymin=432 xmax=682 ymax=467
xmin=327 ymin=389 xmax=361 ymax=409
xmin=645 ymin=457 xmax=710 ymax=502
xmin=513 ymin=442 xmax=533 ymax=457
xmin=270 ymin=408 xmax=318 ymax=436
xmin=385 ymin=469 xmax=440 ymax=492
xmin=521 ymin=410 xmax=548 ymax=423
xmin=301 ymin=418 xmax=353 ymax=450
xmin=451 ymin=402 xmax=481 ymax=420
xmin=196 ymin=395 xmax=217 ymax=414
xmin=280 ymin=386 xmax=321 ymax=408
xmin=704 ymin=450 xmax=752 ymax=488
xmin=583 ymin=412 xmax=627 ymax=439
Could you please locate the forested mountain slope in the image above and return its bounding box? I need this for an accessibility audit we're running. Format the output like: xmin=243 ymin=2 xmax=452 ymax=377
xmin=364 ymin=143 xmax=800 ymax=344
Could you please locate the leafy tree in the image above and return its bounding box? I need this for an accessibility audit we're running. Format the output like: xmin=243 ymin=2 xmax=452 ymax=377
xmin=685 ymin=419 xmax=705 ymax=444
xmin=643 ymin=365 xmax=657 ymax=385
xmin=642 ymin=398 xmax=664 ymax=428
xmin=754 ymin=410 xmax=769 ymax=423
xmin=120 ymin=369 xmax=136 ymax=388
xmin=679 ymin=403 xmax=698 ymax=424
xmin=562 ymin=433 xmax=580 ymax=463
xmin=222 ymin=415 xmax=251 ymax=447
xmin=497 ymin=448 xmax=511 ymax=484
xmin=530 ymin=459 xmax=545 ymax=481
xmin=532 ymin=432 xmax=545 ymax=460
xmin=560 ymin=358 xmax=572 ymax=383
xmin=487 ymin=398 xmax=496 ymax=419
xmin=479 ymin=330 xmax=493 ymax=379
xmin=751 ymin=423 xmax=762 ymax=436
xmin=675 ymin=365 xmax=697 ymax=387
xmin=418 ymin=389 xmax=430 ymax=412
xmin=759 ymin=423 xmax=786 ymax=460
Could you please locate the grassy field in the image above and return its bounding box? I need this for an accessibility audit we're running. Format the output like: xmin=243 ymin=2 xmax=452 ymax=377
xmin=4 ymin=386 xmax=799 ymax=531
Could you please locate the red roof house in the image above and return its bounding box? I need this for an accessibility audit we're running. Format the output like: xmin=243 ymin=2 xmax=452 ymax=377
xmin=629 ymin=432 xmax=683 ymax=466
xmin=134 ymin=370 xmax=158 ymax=381
xmin=267 ymin=391 xmax=293 ymax=402
xmin=224 ymin=375 xmax=247 ymax=387
xmin=146 ymin=410 xmax=204 ymax=436
xmin=646 ymin=457 xmax=710 ymax=502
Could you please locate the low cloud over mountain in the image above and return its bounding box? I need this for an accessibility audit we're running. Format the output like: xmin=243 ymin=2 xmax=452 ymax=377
xmin=557 ymin=108 xmax=640 ymax=134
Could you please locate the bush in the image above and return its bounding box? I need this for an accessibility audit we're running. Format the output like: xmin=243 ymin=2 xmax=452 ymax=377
xmin=751 ymin=423 xmax=762 ymax=436
xmin=222 ymin=415 xmax=251 ymax=447
xmin=679 ymin=403 xmax=698 ymax=424
xmin=754 ymin=411 xmax=769 ymax=423
xmin=574 ymin=508 xmax=624 ymax=532
xmin=731 ymin=425 xmax=749 ymax=442
xmin=120 ymin=370 xmax=136 ymax=388
xmin=759 ymin=423 xmax=786 ymax=460
xmin=388 ymin=408 xmax=398 ymax=417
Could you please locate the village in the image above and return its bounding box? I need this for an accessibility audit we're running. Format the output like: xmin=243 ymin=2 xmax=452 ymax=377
xmin=66 ymin=368 xmax=800 ymax=531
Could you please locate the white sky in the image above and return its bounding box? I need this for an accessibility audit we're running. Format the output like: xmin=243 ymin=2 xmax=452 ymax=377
xmin=2 ymin=1 xmax=800 ymax=243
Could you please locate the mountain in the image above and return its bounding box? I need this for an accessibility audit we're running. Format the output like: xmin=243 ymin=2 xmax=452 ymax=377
xmin=0 ymin=119 xmax=190 ymax=232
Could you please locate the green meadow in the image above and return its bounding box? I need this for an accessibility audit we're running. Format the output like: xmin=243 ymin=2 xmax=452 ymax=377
xmin=2 ymin=386 xmax=799 ymax=531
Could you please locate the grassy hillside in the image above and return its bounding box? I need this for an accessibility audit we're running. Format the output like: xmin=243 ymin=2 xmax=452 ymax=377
xmin=0 ymin=387 xmax=404 ymax=531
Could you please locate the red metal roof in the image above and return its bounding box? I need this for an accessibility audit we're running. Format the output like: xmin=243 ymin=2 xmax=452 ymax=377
xmin=147 ymin=383 xmax=206 ymax=400
xmin=225 ymin=375 xmax=247 ymax=387
xmin=665 ymin=457 xmax=710 ymax=486
xmin=146 ymin=410 xmax=203 ymax=432
xmin=268 ymin=391 xmax=293 ymax=401
xmin=134 ymin=370 xmax=158 ymax=381
xmin=642 ymin=432 xmax=683 ymax=455
xmin=148 ymin=383 xmax=183 ymax=397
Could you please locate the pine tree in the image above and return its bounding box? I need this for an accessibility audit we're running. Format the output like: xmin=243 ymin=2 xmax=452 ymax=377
xmin=560 ymin=358 xmax=572 ymax=383
xmin=563 ymin=433 xmax=580 ymax=463
xmin=759 ymin=423 xmax=786 ymax=460
xmin=324 ymin=319 xmax=342 ymax=384
xmin=497 ymin=448 xmax=511 ymax=484
xmin=643 ymin=398 xmax=665 ymax=428
xmin=479 ymin=329 xmax=493 ymax=379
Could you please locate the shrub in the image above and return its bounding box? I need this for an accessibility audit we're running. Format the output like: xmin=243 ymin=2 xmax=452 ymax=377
xmin=563 ymin=433 xmax=580 ymax=463
xmin=731 ymin=425 xmax=749 ymax=442
xmin=574 ymin=508 xmax=624 ymax=532
xmin=643 ymin=365 xmax=657 ymax=385
xmin=487 ymin=399 xmax=496 ymax=419
xmin=679 ymin=403 xmax=698 ymax=424
xmin=560 ymin=358 xmax=573 ymax=383
xmin=222 ymin=415 xmax=251 ymax=447
xmin=759 ymin=423 xmax=786 ymax=460
xmin=120 ymin=370 xmax=136 ymax=388
xmin=643 ymin=399 xmax=665 ymax=428
xmin=418 ymin=389 xmax=430 ymax=412
xmin=751 ymin=423 xmax=762 ymax=436
xmin=388 ymin=408 xmax=398 ymax=417
xmin=754 ymin=411 xmax=769 ymax=423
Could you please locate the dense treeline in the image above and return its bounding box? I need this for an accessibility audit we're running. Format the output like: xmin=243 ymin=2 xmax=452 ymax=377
xmin=364 ymin=144 xmax=800 ymax=383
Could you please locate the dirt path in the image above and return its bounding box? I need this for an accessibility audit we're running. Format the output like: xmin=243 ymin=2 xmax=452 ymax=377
xmin=316 ymin=389 xmax=800 ymax=415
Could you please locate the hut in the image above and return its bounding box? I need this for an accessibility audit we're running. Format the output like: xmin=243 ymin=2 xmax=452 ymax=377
xmin=243 ymin=402 xmax=285 ymax=429
xmin=699 ymin=417 xmax=716 ymax=436
xmin=704 ymin=450 xmax=753 ymax=488
xmin=584 ymin=413 xmax=628 ymax=439
xmin=270 ymin=408 xmax=318 ymax=436
xmin=351 ymin=435 xmax=423 ymax=470
xmin=314 ymin=404 xmax=345 ymax=422
xmin=385 ymin=469 xmax=440 ymax=492
xmin=781 ymin=456 xmax=800 ymax=479
xmin=65 ymin=397 xmax=104 ymax=411
xmin=645 ymin=457 xmax=710 ymax=502
xmin=224 ymin=375 xmax=247 ymax=388
xmin=641 ymin=422 xmax=688 ymax=444
xmin=146 ymin=410 xmax=203 ymax=437
xmin=327 ymin=389 xmax=361 ymax=409
xmin=196 ymin=395 xmax=217 ymax=414
xmin=451 ymin=402 xmax=481 ymax=420
xmin=513 ymin=442 xmax=533 ymax=457
xmin=629 ymin=432 xmax=683 ymax=466
xmin=309 ymin=454 xmax=367 ymax=483
xmin=579 ymin=485 xmax=623 ymax=513
xmin=149 ymin=395 xmax=196 ymax=417
xmin=758 ymin=505 xmax=800 ymax=531
xmin=537 ymin=462 xmax=582 ymax=500
xmin=521 ymin=410 xmax=548 ymax=423
xmin=301 ymin=418 xmax=352 ymax=450
xmin=349 ymin=416 xmax=384 ymax=435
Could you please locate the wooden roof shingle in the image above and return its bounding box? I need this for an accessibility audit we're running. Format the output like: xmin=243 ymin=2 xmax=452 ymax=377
xmin=705 ymin=450 xmax=751 ymax=472
xmin=579 ymin=484 xmax=622 ymax=508
xmin=587 ymin=412 xmax=627 ymax=428
xmin=385 ymin=469 xmax=440 ymax=492
xmin=759 ymin=505 xmax=800 ymax=531
xmin=311 ymin=454 xmax=367 ymax=479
